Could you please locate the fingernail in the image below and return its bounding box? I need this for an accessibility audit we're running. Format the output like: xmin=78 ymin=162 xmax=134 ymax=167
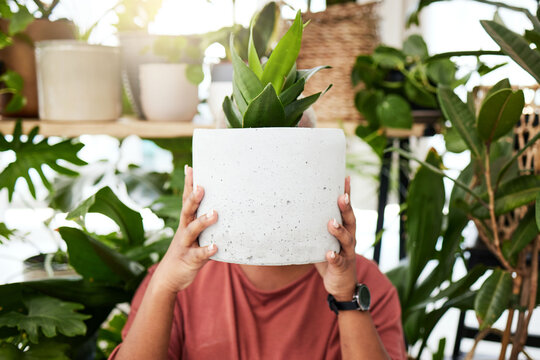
xmin=184 ymin=164 xmax=188 ymax=174
xmin=208 ymin=243 xmax=215 ymax=251
xmin=330 ymin=251 xmax=336 ymax=259
xmin=332 ymin=218 xmax=339 ymax=228
xmin=206 ymin=209 xmax=215 ymax=219
xmin=344 ymin=193 xmax=349 ymax=205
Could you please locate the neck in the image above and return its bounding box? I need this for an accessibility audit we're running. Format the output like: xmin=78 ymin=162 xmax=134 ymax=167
xmin=238 ymin=264 xmax=314 ymax=291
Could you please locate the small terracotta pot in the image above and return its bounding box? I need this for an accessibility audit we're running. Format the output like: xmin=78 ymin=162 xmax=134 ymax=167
xmin=0 ymin=19 xmax=75 ymax=117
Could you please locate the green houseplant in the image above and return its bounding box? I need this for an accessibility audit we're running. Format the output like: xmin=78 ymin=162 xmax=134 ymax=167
xmin=0 ymin=0 xmax=75 ymax=116
xmin=193 ymin=10 xmax=344 ymax=265
xmin=387 ymin=2 xmax=540 ymax=359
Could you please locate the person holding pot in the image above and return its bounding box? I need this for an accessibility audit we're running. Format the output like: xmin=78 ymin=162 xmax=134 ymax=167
xmin=110 ymin=166 xmax=406 ymax=360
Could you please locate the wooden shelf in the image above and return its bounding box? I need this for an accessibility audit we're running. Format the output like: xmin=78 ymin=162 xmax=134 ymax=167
xmin=0 ymin=117 xmax=432 ymax=138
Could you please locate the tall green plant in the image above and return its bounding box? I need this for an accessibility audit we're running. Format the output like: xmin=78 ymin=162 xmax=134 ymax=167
xmin=223 ymin=11 xmax=331 ymax=128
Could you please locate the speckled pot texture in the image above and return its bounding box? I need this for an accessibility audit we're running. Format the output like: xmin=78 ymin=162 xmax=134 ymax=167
xmin=193 ymin=128 xmax=346 ymax=265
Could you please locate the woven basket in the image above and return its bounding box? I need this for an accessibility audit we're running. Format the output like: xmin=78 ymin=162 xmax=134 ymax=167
xmin=297 ymin=2 xmax=379 ymax=123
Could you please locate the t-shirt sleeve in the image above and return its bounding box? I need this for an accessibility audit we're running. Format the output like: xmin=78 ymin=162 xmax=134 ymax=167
xmin=108 ymin=265 xmax=183 ymax=360
xmin=357 ymin=256 xmax=407 ymax=360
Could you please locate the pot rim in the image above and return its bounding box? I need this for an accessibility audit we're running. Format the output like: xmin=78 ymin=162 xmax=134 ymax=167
xmin=194 ymin=127 xmax=344 ymax=134
xmin=35 ymin=40 xmax=119 ymax=52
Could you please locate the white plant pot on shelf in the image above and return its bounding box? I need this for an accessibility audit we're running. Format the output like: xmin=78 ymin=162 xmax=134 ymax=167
xmin=140 ymin=63 xmax=199 ymax=122
xmin=35 ymin=40 xmax=121 ymax=121
xmin=193 ymin=128 xmax=346 ymax=266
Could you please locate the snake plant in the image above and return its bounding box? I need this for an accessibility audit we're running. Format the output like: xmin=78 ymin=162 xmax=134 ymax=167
xmin=223 ymin=11 xmax=331 ymax=128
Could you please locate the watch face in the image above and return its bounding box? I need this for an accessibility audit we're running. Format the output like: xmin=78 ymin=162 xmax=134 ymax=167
xmin=356 ymin=284 xmax=371 ymax=310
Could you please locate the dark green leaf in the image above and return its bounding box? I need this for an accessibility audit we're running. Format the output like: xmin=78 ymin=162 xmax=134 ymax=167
xmin=59 ymin=227 xmax=144 ymax=283
xmin=248 ymin=26 xmax=263 ymax=78
xmin=481 ymin=20 xmax=540 ymax=83
xmin=404 ymin=78 xmax=438 ymax=108
xmin=502 ymin=209 xmax=538 ymax=265
xmin=0 ymin=222 xmax=14 ymax=244
xmin=352 ymin=55 xmax=380 ymax=87
xmin=487 ymin=175 xmax=540 ymax=217
xmin=524 ymin=29 xmax=540 ymax=50
xmin=0 ymin=294 xmax=89 ymax=343
xmin=405 ymin=149 xmax=445 ymax=298
xmin=0 ymin=341 xmax=71 ymax=360
xmin=279 ymin=78 xmax=305 ymax=106
xmin=243 ymin=83 xmax=285 ymax=127
xmin=477 ymin=62 xmax=507 ymax=77
xmin=284 ymin=92 xmax=321 ymax=127
xmin=373 ymin=45 xmax=406 ymax=69
xmin=403 ymin=34 xmax=429 ymax=59
xmin=444 ymin=126 xmax=468 ymax=153
xmin=0 ymin=122 xmax=87 ymax=201
xmin=477 ymin=89 xmax=524 ymax=144
xmin=377 ymin=94 xmax=412 ymax=129
xmin=223 ymin=96 xmax=242 ymax=128
xmin=495 ymin=131 xmax=540 ymax=187
xmin=66 ymin=187 xmax=144 ymax=246
xmin=0 ymin=70 xmax=23 ymax=91
xmin=8 ymin=7 xmax=34 ymax=35
xmin=474 ymin=268 xmax=512 ymax=330
xmin=484 ymin=78 xmax=511 ymax=100
xmin=230 ymin=39 xmax=264 ymax=104
xmin=251 ymin=1 xmax=277 ymax=58
xmin=282 ymin=63 xmax=297 ymax=91
xmin=355 ymin=89 xmax=383 ymax=128
xmin=355 ymin=125 xmax=386 ymax=158
xmin=261 ymin=11 xmax=303 ymax=94
xmin=437 ymin=86 xmax=483 ymax=158
xmin=432 ymin=338 xmax=446 ymax=360
xmin=426 ymin=59 xmax=456 ymax=86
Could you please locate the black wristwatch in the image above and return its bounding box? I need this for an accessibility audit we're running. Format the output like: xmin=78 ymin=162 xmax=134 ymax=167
xmin=327 ymin=284 xmax=371 ymax=314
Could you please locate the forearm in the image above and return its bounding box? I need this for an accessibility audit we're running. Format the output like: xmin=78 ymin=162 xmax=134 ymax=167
xmin=115 ymin=275 xmax=178 ymax=360
xmin=338 ymin=311 xmax=390 ymax=360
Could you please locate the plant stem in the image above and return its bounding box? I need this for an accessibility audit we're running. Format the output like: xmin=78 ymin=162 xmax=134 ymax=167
xmin=465 ymin=328 xmax=493 ymax=360
xmin=499 ymin=307 xmax=514 ymax=360
xmin=426 ymin=50 xmax=504 ymax=62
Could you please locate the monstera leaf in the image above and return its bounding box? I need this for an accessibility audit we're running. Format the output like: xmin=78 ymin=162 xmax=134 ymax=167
xmin=0 ymin=295 xmax=90 ymax=343
xmin=0 ymin=121 xmax=87 ymax=201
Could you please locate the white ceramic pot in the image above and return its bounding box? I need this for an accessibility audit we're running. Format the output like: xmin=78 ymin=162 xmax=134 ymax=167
xmin=35 ymin=40 xmax=121 ymax=121
xmin=193 ymin=128 xmax=346 ymax=265
xmin=140 ymin=63 xmax=199 ymax=122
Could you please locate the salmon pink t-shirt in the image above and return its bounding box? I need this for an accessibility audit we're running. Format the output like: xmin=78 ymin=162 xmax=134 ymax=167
xmin=110 ymin=255 xmax=406 ymax=359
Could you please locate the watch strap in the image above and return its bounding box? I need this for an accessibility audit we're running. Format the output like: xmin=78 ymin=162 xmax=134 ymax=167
xmin=327 ymin=294 xmax=360 ymax=314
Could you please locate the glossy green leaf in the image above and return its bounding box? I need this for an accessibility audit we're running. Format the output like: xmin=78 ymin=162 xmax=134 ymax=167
xmin=444 ymin=126 xmax=468 ymax=153
xmin=377 ymin=94 xmax=413 ymax=129
xmin=404 ymin=78 xmax=437 ymax=108
xmin=67 ymin=186 xmax=145 ymax=246
xmin=474 ymin=175 xmax=540 ymax=218
xmin=426 ymin=59 xmax=456 ymax=86
xmin=0 ymin=294 xmax=90 ymax=343
xmin=351 ymin=55 xmax=380 ymax=87
xmin=474 ymin=269 xmax=512 ymax=330
xmin=0 ymin=341 xmax=70 ymax=359
xmin=501 ymin=209 xmax=538 ymax=265
xmin=248 ymin=26 xmax=263 ymax=78
xmin=477 ymin=62 xmax=507 ymax=77
xmin=231 ymin=39 xmax=263 ymax=103
xmin=282 ymin=63 xmax=297 ymax=91
xmin=8 ymin=6 xmax=33 ymax=35
xmin=232 ymin=81 xmax=248 ymax=114
xmin=405 ymin=149 xmax=445 ymax=298
xmin=0 ymin=70 xmax=23 ymax=92
xmin=261 ymin=11 xmax=303 ymax=94
xmin=403 ymin=34 xmax=429 ymax=59
xmin=250 ymin=1 xmax=278 ymax=58
xmin=0 ymin=121 xmax=87 ymax=201
xmin=477 ymin=89 xmax=524 ymax=144
xmin=59 ymin=227 xmax=144 ymax=283
xmin=481 ymin=20 xmax=540 ymax=83
xmin=484 ymin=78 xmax=511 ymax=100
xmin=223 ymin=96 xmax=242 ymax=128
xmin=297 ymin=65 xmax=331 ymax=83
xmin=243 ymin=83 xmax=285 ymax=127
xmin=355 ymin=125 xmax=386 ymax=158
xmin=496 ymin=131 xmax=540 ymax=187
xmin=355 ymin=89 xmax=384 ymax=128
xmin=372 ymin=45 xmax=406 ymax=68
xmin=279 ymin=78 xmax=305 ymax=106
xmin=524 ymin=29 xmax=540 ymax=50
xmin=4 ymin=93 xmax=26 ymax=113
xmin=284 ymin=92 xmax=321 ymax=127
xmin=437 ymin=86 xmax=483 ymax=158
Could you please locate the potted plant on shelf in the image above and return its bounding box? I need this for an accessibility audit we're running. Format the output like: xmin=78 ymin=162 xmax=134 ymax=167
xmin=193 ymin=11 xmax=339 ymax=265
xmin=139 ymin=35 xmax=204 ymax=122
xmin=0 ymin=0 xmax=76 ymax=117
